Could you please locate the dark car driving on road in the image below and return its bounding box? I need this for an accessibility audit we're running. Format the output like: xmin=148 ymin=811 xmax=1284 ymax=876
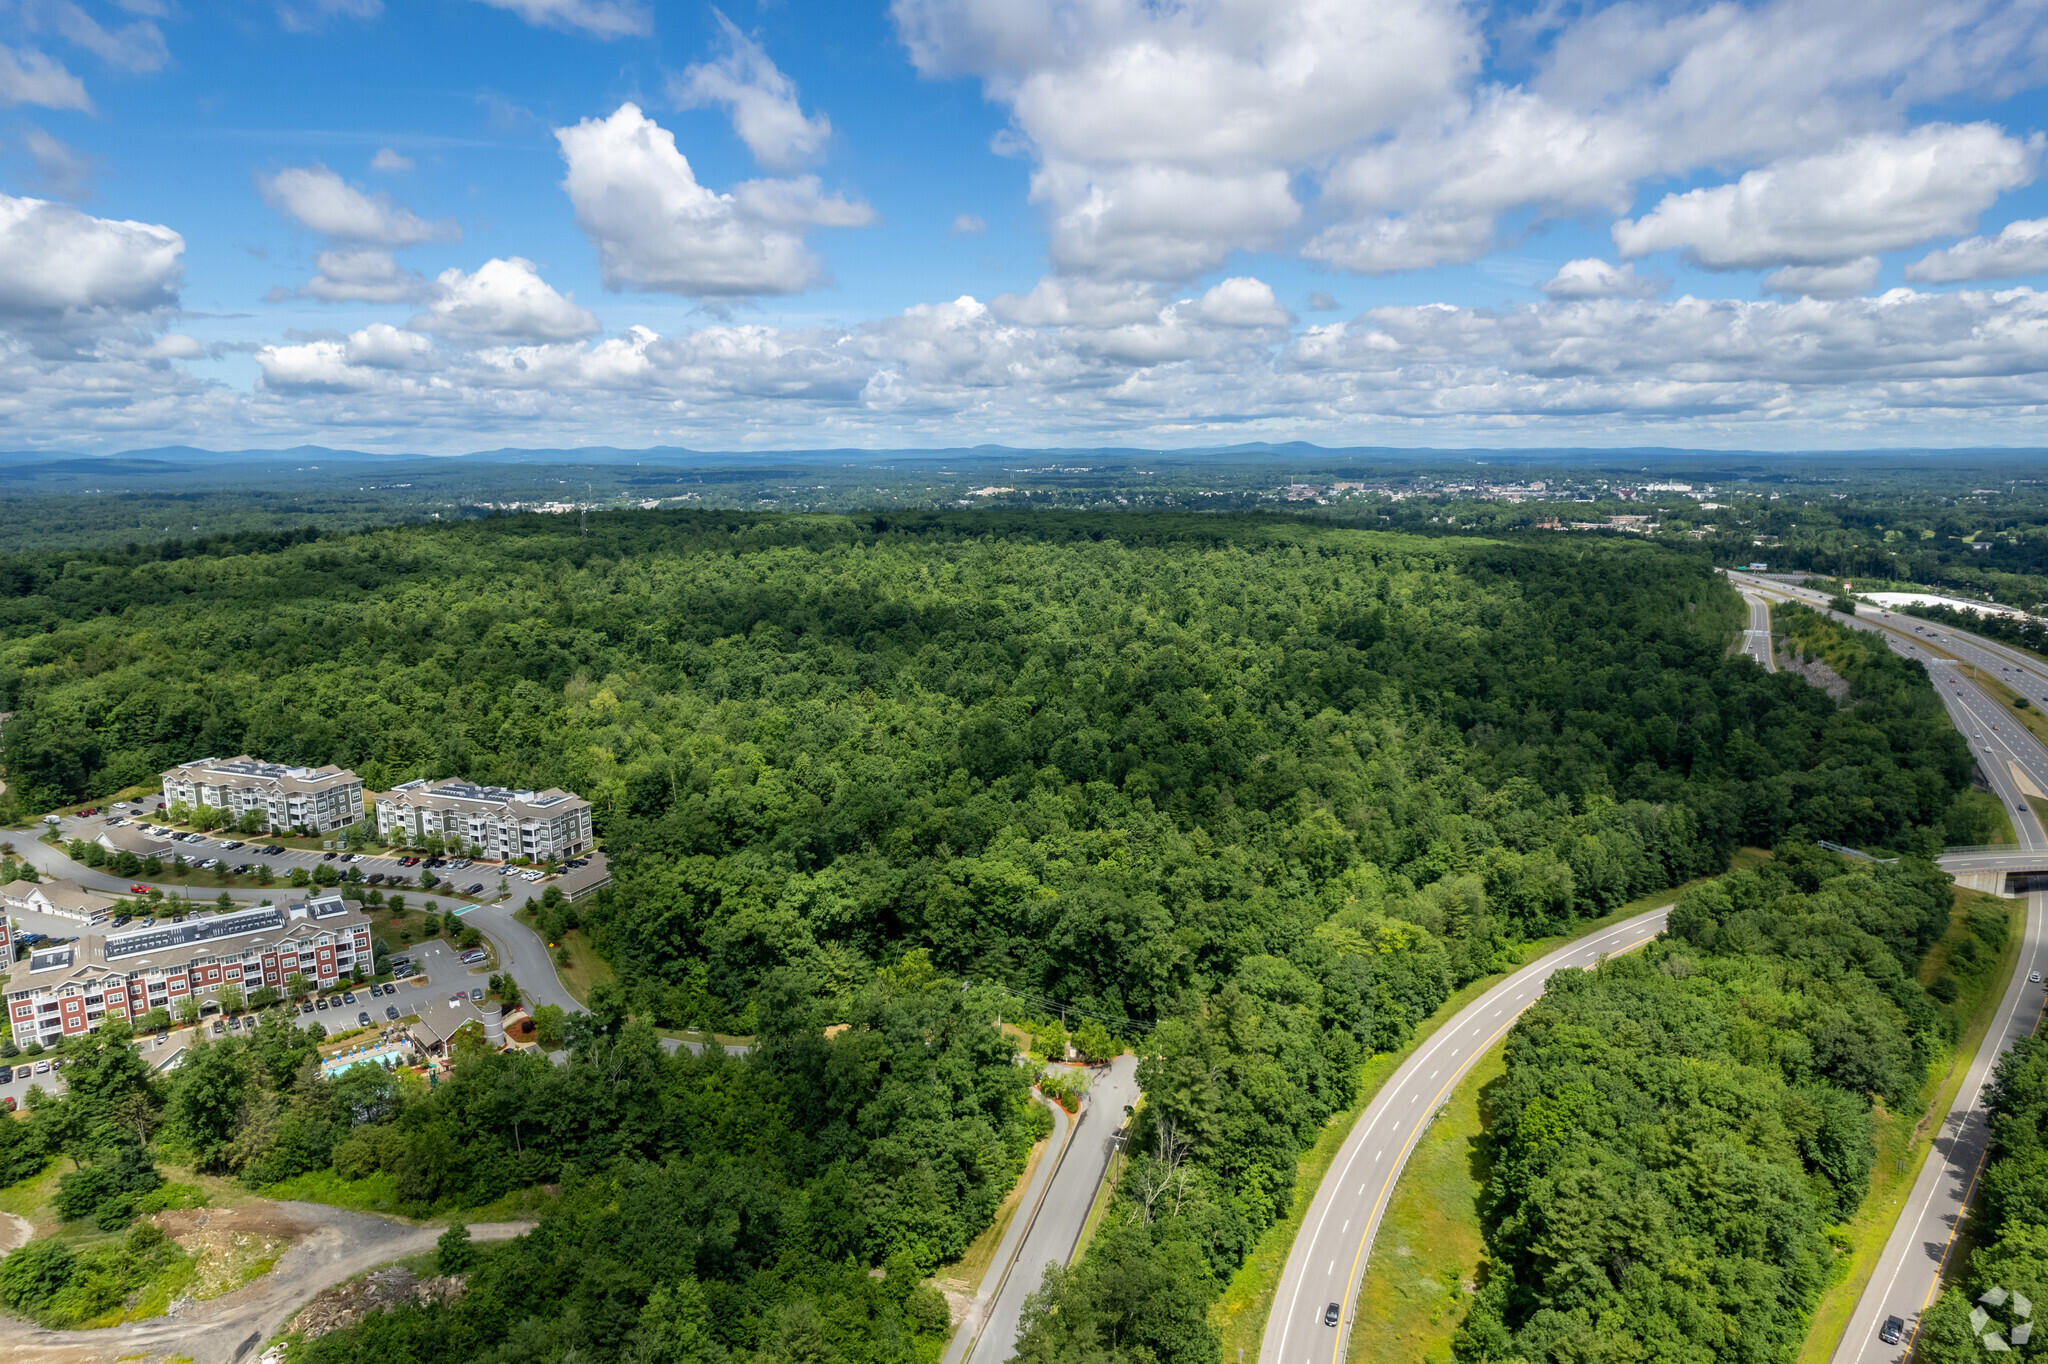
xmin=1880 ymin=1317 xmax=1905 ymax=1346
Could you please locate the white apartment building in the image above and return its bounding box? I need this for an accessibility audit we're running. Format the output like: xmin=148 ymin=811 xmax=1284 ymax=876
xmin=376 ymin=778 xmax=593 ymax=862
xmin=6 ymin=894 xmax=371 ymax=1046
xmin=161 ymin=756 xmax=366 ymax=834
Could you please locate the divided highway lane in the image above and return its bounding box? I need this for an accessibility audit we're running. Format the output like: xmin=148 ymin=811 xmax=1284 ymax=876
xmin=1259 ymin=907 xmax=1671 ymax=1364
xmin=1827 ymin=886 xmax=2048 ymax=1364
xmin=1727 ymin=573 xmax=2048 ymax=847
xmin=1739 ymin=590 xmax=1778 ymax=672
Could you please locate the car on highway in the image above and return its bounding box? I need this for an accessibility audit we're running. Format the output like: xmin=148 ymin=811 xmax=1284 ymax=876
xmin=1881 ymin=1316 xmax=1906 ymax=1346
xmin=1324 ymin=1303 xmax=1340 ymax=1327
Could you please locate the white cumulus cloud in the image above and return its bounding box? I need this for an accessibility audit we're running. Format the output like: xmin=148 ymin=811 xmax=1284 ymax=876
xmin=1762 ymin=258 xmax=1882 ymax=298
xmin=371 ymin=147 xmax=415 ymax=172
xmin=411 ymin=256 xmax=601 ymax=343
xmin=1195 ymin=277 xmax=1290 ymax=327
xmin=0 ymin=191 xmax=183 ymax=324
xmin=261 ymin=164 xmax=460 ymax=247
xmin=1613 ymin=125 xmax=2039 ymax=269
xmin=0 ymin=44 xmax=92 ymax=112
xmin=555 ymin=102 xmax=871 ymax=298
xmin=1907 ymin=218 xmax=2048 ymax=282
xmin=287 ymin=249 xmax=434 ymax=304
xmin=1542 ymin=259 xmax=1668 ymax=300
xmin=672 ymin=11 xmax=832 ymax=172
xmin=470 ymin=0 xmax=648 ymax=38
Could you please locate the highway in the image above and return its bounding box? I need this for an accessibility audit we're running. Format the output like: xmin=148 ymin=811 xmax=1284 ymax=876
xmin=1728 ymin=572 xmax=2048 ymax=847
xmin=1727 ymin=572 xmax=2048 ymax=1364
xmin=1258 ymin=907 xmax=1670 ymax=1364
xmin=1738 ymin=590 xmax=1777 ymax=672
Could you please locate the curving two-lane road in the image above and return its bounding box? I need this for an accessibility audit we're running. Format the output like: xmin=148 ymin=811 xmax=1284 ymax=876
xmin=1259 ymin=907 xmax=1671 ymax=1364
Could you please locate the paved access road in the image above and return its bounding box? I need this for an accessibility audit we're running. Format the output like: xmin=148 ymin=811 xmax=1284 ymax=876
xmin=1259 ymin=908 xmax=1670 ymax=1364
xmin=961 ymin=1054 xmax=1142 ymax=1364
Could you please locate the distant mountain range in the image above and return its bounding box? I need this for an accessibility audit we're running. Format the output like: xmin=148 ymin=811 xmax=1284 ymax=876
xmin=2 ymin=442 xmax=2043 ymax=472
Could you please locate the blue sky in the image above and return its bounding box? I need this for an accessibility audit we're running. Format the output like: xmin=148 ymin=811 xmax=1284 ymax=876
xmin=9 ymin=0 xmax=2048 ymax=451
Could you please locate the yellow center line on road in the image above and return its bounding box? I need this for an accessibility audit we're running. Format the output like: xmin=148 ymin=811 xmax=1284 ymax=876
xmin=1324 ymin=929 xmax=1660 ymax=1363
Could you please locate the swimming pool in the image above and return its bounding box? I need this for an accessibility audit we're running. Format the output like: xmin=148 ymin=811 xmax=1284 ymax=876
xmin=320 ymin=1043 xmax=412 ymax=1079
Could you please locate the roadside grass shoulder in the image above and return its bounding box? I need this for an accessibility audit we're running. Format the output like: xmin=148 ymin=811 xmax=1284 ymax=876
xmin=514 ymin=907 xmax=612 ymax=1005
xmin=1347 ymin=1042 xmax=1503 ymax=1364
xmin=1206 ymin=866 xmax=1746 ymax=1362
xmin=929 ymin=1119 xmax=1056 ymax=1339
xmin=1795 ymin=887 xmax=2027 ymax=1364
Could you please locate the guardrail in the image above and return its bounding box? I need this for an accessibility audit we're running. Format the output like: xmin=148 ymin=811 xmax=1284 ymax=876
xmin=1816 ymin=839 xmax=1898 ymax=864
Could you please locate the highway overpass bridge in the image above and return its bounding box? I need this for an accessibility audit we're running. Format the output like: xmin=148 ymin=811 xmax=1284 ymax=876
xmin=1939 ymin=847 xmax=2048 ymax=895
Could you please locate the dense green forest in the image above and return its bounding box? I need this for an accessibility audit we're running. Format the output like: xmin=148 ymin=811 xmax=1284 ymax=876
xmin=0 ymin=510 xmax=1994 ymax=1363
xmin=1453 ymin=848 xmax=1983 ymax=1364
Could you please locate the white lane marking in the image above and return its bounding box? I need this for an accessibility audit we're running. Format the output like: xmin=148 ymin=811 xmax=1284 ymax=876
xmin=1343 ymin=1220 xmax=1349 ymax=1233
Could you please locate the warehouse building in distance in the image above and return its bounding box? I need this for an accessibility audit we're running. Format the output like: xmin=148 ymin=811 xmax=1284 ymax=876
xmin=159 ymin=756 xmax=367 ymax=834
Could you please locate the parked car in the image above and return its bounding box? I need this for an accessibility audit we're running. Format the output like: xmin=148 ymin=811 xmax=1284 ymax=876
xmin=300 ymin=1001 xmax=314 ymax=1014
xmin=342 ymin=991 xmax=357 ymax=1005
xmin=358 ymin=1011 xmax=372 ymax=1026
xmin=113 ymin=915 xmax=132 ymax=927
xmin=1 ymin=1097 xmax=13 ymax=1112
xmin=365 ymin=872 xmax=385 ymax=884
xmin=198 ymin=858 xmax=220 ymax=870
xmin=34 ymin=1060 xmax=50 ymax=1075
xmin=460 ymin=949 xmax=487 ymax=966
xmin=469 ymin=987 xmax=484 ymax=1002
xmin=322 ymin=851 xmax=337 ymax=861
xmin=221 ymin=840 xmax=243 ymax=850
xmin=211 ymin=1019 xmax=225 ymax=1035
xmin=339 ymin=853 xmax=354 ymax=862
xmin=385 ymin=1005 xmax=401 ymax=1020
xmin=0 ymin=1065 xmax=11 ymax=1083
xmin=466 ymin=883 xmax=485 ymax=895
